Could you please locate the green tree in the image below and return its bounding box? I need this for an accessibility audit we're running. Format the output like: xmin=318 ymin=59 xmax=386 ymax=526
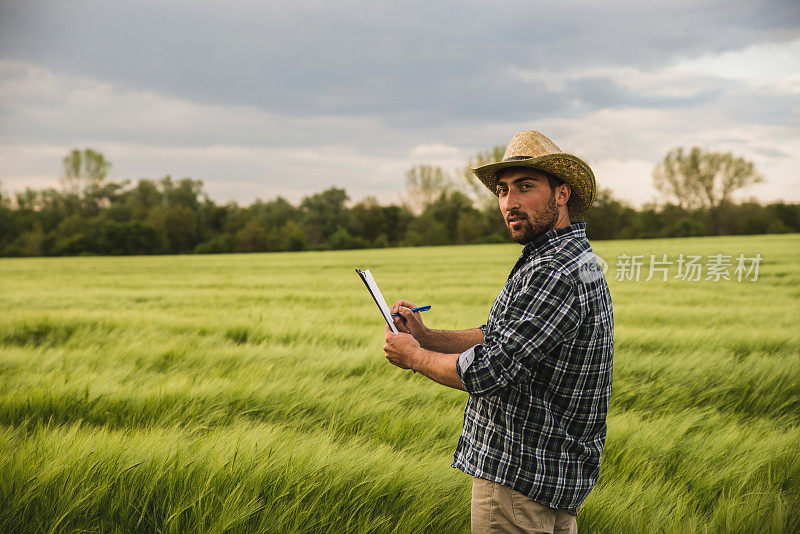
xmin=61 ymin=148 xmax=121 ymax=216
xmin=0 ymin=181 xmax=16 ymax=253
xmin=325 ymin=227 xmax=367 ymax=250
xmin=425 ymin=190 xmax=480 ymax=243
xmin=351 ymin=197 xmax=387 ymax=246
xmin=235 ymin=220 xmax=271 ymax=252
xmin=299 ymin=187 xmax=357 ymax=247
xmin=584 ymin=188 xmax=641 ymax=240
xmin=653 ymin=147 xmax=764 ymax=234
xmin=462 ymin=146 xmax=505 ymax=210
xmin=379 ymin=204 xmax=413 ymax=245
xmin=404 ymin=165 xmax=453 ymax=214
xmin=404 ymin=213 xmax=449 ymax=246
xmin=350 ymin=197 xmax=413 ymax=247
xmin=148 ymin=205 xmax=198 ymax=252
xmin=277 ymin=220 xmax=308 ymax=251
xmin=125 ymin=179 xmax=163 ymax=220
xmin=770 ymin=202 xmax=800 ymax=232
xmin=160 ymin=176 xmax=205 ymax=210
xmin=249 ymin=197 xmax=299 ymax=230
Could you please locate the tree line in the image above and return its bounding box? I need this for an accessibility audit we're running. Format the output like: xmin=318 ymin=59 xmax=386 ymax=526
xmin=1 ymin=147 xmax=798 ymax=257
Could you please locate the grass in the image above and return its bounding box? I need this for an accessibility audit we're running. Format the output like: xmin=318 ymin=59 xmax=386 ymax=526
xmin=0 ymin=233 xmax=798 ymax=533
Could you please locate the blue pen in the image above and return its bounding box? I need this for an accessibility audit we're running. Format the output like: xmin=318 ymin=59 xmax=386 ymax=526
xmin=391 ymin=305 xmax=431 ymax=317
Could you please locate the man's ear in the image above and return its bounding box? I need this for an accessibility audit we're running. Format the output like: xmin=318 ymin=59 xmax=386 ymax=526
xmin=556 ymin=183 xmax=571 ymax=207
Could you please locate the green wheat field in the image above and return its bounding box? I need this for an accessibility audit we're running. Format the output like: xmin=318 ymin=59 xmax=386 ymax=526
xmin=1 ymin=233 xmax=799 ymax=533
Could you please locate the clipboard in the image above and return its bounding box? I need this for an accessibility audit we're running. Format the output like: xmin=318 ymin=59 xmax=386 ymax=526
xmin=355 ymin=268 xmax=399 ymax=333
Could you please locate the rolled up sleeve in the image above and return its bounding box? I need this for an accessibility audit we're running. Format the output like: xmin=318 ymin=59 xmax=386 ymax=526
xmin=457 ymin=268 xmax=582 ymax=396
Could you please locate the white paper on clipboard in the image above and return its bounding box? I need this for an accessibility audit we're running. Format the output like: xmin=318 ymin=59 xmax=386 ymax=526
xmin=355 ymin=268 xmax=399 ymax=333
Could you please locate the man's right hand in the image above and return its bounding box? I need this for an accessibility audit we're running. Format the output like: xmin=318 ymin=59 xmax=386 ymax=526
xmin=390 ymin=299 xmax=430 ymax=342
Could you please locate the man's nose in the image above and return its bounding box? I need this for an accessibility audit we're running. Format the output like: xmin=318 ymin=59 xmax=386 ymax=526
xmin=502 ymin=189 xmax=521 ymax=210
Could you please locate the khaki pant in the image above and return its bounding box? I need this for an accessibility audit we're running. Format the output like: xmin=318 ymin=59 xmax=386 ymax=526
xmin=471 ymin=477 xmax=578 ymax=534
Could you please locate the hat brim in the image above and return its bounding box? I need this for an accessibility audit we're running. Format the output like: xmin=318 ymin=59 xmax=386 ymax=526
xmin=471 ymin=153 xmax=596 ymax=219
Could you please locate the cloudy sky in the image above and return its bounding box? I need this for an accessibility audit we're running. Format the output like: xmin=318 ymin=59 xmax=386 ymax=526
xmin=1 ymin=0 xmax=798 ymax=207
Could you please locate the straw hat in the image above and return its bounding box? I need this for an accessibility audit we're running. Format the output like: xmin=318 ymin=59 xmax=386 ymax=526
xmin=471 ymin=131 xmax=596 ymax=219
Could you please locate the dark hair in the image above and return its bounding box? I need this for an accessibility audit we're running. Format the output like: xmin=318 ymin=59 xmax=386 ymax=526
xmin=543 ymin=172 xmax=564 ymax=194
xmin=495 ymin=166 xmax=564 ymax=194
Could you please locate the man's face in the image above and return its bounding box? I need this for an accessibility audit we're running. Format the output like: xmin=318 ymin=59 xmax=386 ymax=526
xmin=496 ymin=168 xmax=560 ymax=244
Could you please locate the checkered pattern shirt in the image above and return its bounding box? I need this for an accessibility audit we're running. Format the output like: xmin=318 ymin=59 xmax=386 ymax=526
xmin=452 ymin=222 xmax=614 ymax=511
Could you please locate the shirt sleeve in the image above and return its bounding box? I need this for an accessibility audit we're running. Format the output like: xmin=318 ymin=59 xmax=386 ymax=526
xmin=456 ymin=267 xmax=583 ymax=396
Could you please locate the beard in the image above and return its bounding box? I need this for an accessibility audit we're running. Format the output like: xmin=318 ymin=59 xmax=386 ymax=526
xmin=506 ymin=193 xmax=559 ymax=244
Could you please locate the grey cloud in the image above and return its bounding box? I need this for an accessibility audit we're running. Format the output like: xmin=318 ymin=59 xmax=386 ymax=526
xmin=1 ymin=0 xmax=798 ymax=123
xmin=565 ymin=77 xmax=723 ymax=110
xmin=1 ymin=0 xmax=799 ymax=209
xmin=753 ymin=147 xmax=789 ymax=159
xmin=0 ymin=61 xmax=795 ymax=172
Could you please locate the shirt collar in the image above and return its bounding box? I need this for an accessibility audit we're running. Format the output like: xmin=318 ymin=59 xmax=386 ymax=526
xmin=521 ymin=222 xmax=587 ymax=257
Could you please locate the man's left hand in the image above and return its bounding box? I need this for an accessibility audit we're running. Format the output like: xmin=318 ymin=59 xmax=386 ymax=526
xmin=383 ymin=325 xmax=421 ymax=370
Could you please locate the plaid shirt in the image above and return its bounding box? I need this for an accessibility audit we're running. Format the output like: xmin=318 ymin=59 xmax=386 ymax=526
xmin=453 ymin=222 xmax=613 ymax=511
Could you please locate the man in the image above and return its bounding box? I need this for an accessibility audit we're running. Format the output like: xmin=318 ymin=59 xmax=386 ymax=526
xmin=383 ymin=130 xmax=613 ymax=534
